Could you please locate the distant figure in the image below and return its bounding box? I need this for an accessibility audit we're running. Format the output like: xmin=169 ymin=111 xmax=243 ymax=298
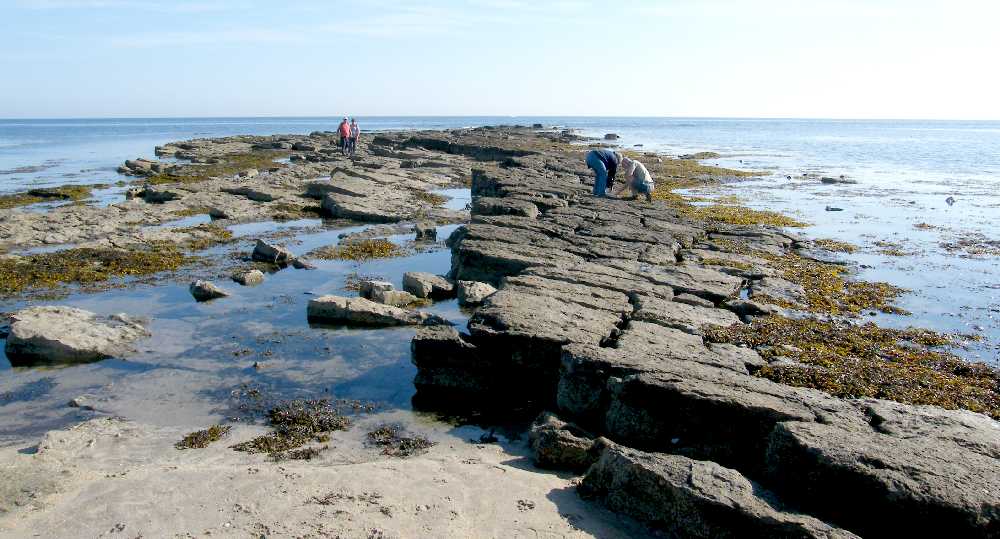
xmin=585 ymin=148 xmax=622 ymax=197
xmin=349 ymin=118 xmax=360 ymax=156
xmin=338 ymin=117 xmax=351 ymax=155
xmin=619 ymin=156 xmax=655 ymax=201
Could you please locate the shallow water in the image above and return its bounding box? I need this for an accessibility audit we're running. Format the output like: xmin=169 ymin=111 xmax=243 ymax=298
xmin=0 ymin=219 xmax=468 ymax=444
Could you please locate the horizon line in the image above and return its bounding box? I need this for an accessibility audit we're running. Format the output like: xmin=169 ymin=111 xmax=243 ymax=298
xmin=2 ymin=114 xmax=1000 ymax=123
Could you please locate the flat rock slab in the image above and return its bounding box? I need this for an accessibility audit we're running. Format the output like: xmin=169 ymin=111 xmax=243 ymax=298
xmin=307 ymin=295 xmax=450 ymax=327
xmin=581 ymin=441 xmax=857 ymax=538
xmin=632 ymin=295 xmax=740 ymax=335
xmin=402 ymin=272 xmax=455 ymax=299
xmin=4 ymin=306 xmax=149 ymax=365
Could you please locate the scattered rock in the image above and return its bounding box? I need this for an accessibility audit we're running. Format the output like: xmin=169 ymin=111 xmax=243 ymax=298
xmin=820 ymin=177 xmax=857 ymax=185
xmin=371 ymin=288 xmax=421 ymax=308
xmin=528 ymin=412 xmax=597 ymax=472
xmin=307 ymin=295 xmax=451 ymax=327
xmin=603 ymin=134 xmax=620 ymax=140
xmin=189 ymin=280 xmax=229 ymax=302
xmin=67 ymin=396 xmax=96 ymax=411
xmin=402 ymin=272 xmax=455 ymax=299
xmin=414 ymin=222 xmax=437 ymax=241
xmin=252 ymin=239 xmax=293 ymax=264
xmin=456 ymin=281 xmax=496 ymax=307
xmin=824 ymin=206 xmax=844 ymax=212
xmin=231 ymin=269 xmax=265 ymax=286
xmin=359 ymin=280 xmax=395 ymax=299
xmin=4 ymin=306 xmax=149 ymax=365
xmin=291 ymin=258 xmax=316 ymax=270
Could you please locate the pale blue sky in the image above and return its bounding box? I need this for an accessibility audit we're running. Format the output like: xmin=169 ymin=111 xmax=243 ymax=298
xmin=2 ymin=0 xmax=997 ymax=119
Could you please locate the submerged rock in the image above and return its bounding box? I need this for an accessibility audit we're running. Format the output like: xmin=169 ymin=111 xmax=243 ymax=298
xmin=252 ymin=239 xmax=293 ymax=264
xmin=189 ymin=280 xmax=229 ymax=302
xmin=4 ymin=306 xmax=149 ymax=365
xmin=456 ymin=280 xmax=496 ymax=307
xmin=307 ymin=295 xmax=450 ymax=327
xmin=402 ymin=272 xmax=455 ymax=299
xmin=231 ymin=269 xmax=265 ymax=286
xmin=580 ymin=440 xmax=856 ymax=538
xmin=414 ymin=221 xmax=437 ymax=241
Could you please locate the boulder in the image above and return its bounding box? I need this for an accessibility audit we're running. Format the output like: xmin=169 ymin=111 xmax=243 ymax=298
xmin=291 ymin=258 xmax=316 ymax=270
xmin=140 ymin=187 xmax=181 ymax=204
xmin=529 ymin=412 xmax=597 ymax=472
xmin=603 ymin=133 xmax=620 ymax=140
xmin=221 ymin=186 xmax=275 ymax=202
xmin=252 ymin=239 xmax=293 ymax=264
xmin=189 ymin=280 xmax=229 ymax=302
xmin=359 ymin=280 xmax=395 ymax=299
xmin=580 ymin=441 xmax=856 ymax=538
xmin=414 ymin=222 xmax=437 ymax=241
xmin=307 ymin=295 xmax=450 ymax=327
xmin=231 ymin=269 xmax=264 ymax=286
xmin=456 ymin=281 xmax=496 ymax=307
xmin=402 ymin=272 xmax=455 ymax=299
xmin=371 ymin=288 xmax=421 ymax=308
xmin=4 ymin=306 xmax=149 ymax=365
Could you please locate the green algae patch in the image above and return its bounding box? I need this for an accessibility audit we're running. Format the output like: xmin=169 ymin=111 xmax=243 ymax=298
xmin=175 ymin=425 xmax=232 ymax=449
xmin=706 ymin=316 xmax=1000 ymax=419
xmin=144 ymin=150 xmax=288 ymax=185
xmin=0 ymin=185 xmax=93 ymax=209
xmin=309 ymin=239 xmax=401 ymax=262
xmin=366 ymin=424 xmax=435 ymax=458
xmin=0 ymin=246 xmax=190 ymax=297
xmin=815 ymin=239 xmax=858 ymax=253
xmin=230 ymin=399 xmax=350 ymax=459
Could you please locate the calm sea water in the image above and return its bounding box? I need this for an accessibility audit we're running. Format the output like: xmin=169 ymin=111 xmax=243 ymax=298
xmin=1 ymin=117 xmax=998 ymax=363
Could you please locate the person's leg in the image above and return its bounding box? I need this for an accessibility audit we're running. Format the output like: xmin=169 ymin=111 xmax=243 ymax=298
xmin=586 ymin=152 xmax=608 ymax=196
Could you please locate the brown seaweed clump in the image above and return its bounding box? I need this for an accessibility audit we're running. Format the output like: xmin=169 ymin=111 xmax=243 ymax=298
xmin=366 ymin=424 xmax=435 ymax=458
xmin=814 ymin=238 xmax=858 ymax=253
xmin=705 ymin=316 xmax=1000 ymax=419
xmin=309 ymin=239 xmax=401 ymax=262
xmin=412 ymin=191 xmax=448 ymax=207
xmin=175 ymin=425 xmax=232 ymax=449
xmin=230 ymin=399 xmax=350 ymax=459
xmin=0 ymin=246 xmax=189 ymax=297
xmin=176 ymin=224 xmax=235 ymax=251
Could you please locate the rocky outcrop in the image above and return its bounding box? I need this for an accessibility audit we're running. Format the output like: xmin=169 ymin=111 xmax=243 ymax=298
xmin=307 ymin=295 xmax=450 ymax=327
xmin=580 ymin=440 xmax=857 ymax=538
xmin=528 ymin=412 xmax=597 ymax=472
xmin=4 ymin=306 xmax=148 ymax=365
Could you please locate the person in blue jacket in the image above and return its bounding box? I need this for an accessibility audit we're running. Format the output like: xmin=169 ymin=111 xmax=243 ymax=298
xmin=585 ymin=148 xmax=622 ymax=197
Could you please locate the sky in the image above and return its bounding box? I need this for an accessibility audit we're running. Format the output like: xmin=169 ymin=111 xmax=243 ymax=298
xmin=2 ymin=0 xmax=999 ymax=119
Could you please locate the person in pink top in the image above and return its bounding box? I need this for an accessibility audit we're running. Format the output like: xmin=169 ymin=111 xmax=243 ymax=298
xmin=337 ymin=117 xmax=351 ymax=154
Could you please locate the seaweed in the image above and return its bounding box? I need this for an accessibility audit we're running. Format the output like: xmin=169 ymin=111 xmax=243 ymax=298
xmin=144 ymin=151 xmax=288 ymax=185
xmin=175 ymin=425 xmax=232 ymax=449
xmin=412 ymin=191 xmax=448 ymax=207
xmin=0 ymin=185 xmax=93 ymax=209
xmin=176 ymin=224 xmax=235 ymax=251
xmin=366 ymin=424 xmax=435 ymax=458
xmin=230 ymin=399 xmax=351 ymax=459
xmin=309 ymin=239 xmax=401 ymax=262
xmin=705 ymin=316 xmax=1000 ymax=419
xmin=814 ymin=239 xmax=858 ymax=253
xmin=0 ymin=246 xmax=189 ymax=297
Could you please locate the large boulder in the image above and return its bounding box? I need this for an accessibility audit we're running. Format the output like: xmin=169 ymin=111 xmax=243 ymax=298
xmin=252 ymin=239 xmax=293 ymax=264
xmin=4 ymin=306 xmax=149 ymax=365
xmin=580 ymin=441 xmax=857 ymax=538
xmin=307 ymin=295 xmax=450 ymax=327
xmin=402 ymin=272 xmax=455 ymax=299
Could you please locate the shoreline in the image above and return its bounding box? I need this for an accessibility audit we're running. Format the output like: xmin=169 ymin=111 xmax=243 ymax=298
xmin=0 ymin=126 xmax=997 ymax=537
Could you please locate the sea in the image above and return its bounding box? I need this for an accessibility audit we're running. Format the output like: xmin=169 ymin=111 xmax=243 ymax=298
xmin=1 ymin=116 xmax=998 ymax=370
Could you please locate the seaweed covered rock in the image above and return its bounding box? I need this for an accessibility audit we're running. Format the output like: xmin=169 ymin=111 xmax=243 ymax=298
xmin=580 ymin=441 xmax=857 ymax=538
xmin=528 ymin=412 xmax=597 ymax=472
xmin=4 ymin=306 xmax=149 ymax=365
xmin=307 ymin=295 xmax=450 ymax=327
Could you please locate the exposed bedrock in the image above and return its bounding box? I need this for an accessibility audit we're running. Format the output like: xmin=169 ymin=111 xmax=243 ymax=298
xmin=410 ymin=152 xmax=1000 ymax=537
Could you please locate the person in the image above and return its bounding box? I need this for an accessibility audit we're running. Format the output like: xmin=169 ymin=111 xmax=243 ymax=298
xmin=619 ymin=156 xmax=655 ymax=201
xmin=337 ymin=117 xmax=351 ymax=154
xmin=585 ymin=148 xmax=621 ymax=197
xmin=348 ymin=118 xmax=360 ymax=156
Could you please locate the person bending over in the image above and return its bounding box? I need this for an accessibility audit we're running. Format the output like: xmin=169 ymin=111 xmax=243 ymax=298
xmin=585 ymin=148 xmax=622 ymax=197
xmin=619 ymin=156 xmax=655 ymax=201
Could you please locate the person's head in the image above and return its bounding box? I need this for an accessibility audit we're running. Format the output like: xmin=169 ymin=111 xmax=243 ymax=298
xmin=342 ymin=117 xmax=348 ymax=122
xmin=351 ymin=118 xmax=356 ymax=124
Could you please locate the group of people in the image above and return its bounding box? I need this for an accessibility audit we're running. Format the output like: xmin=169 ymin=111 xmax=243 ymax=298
xmin=337 ymin=117 xmax=360 ymax=156
xmin=586 ymin=148 xmax=655 ymax=201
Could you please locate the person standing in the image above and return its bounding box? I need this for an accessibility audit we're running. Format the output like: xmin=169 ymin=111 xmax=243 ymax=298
xmin=338 ymin=117 xmax=351 ymax=155
xmin=585 ymin=148 xmax=622 ymax=197
xmin=349 ymin=118 xmax=360 ymax=156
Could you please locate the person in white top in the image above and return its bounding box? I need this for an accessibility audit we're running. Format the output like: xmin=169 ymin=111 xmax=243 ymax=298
xmin=618 ymin=156 xmax=655 ymax=201
xmin=348 ymin=118 xmax=360 ymax=155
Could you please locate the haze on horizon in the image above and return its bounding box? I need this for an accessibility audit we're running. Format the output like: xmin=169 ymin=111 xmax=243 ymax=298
xmin=3 ymin=0 xmax=998 ymax=120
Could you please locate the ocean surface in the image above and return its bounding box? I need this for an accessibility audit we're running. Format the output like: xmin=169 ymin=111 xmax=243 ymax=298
xmin=2 ymin=116 xmax=998 ymax=366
